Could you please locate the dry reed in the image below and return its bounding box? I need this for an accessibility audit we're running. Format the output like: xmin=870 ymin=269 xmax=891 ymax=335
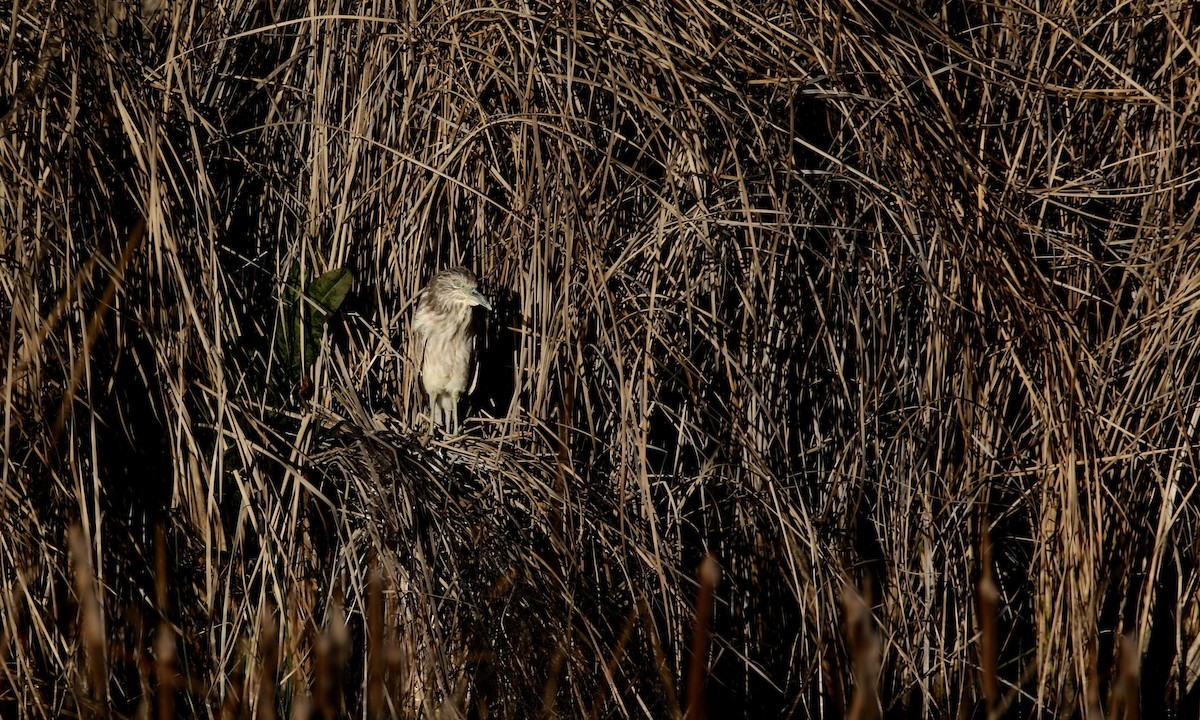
xmin=2 ymin=0 xmax=1200 ymax=717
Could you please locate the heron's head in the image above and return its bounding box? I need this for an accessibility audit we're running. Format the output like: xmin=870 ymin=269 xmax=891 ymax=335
xmin=431 ymin=266 xmax=493 ymax=311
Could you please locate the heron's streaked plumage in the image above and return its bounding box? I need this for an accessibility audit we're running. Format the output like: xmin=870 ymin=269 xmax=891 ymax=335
xmin=413 ymin=267 xmax=492 ymax=433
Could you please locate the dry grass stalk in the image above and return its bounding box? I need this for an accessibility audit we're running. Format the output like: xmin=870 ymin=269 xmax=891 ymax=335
xmin=366 ymin=556 xmax=383 ymax=720
xmin=154 ymin=525 xmax=176 ymax=720
xmin=2 ymin=0 xmax=1198 ymax=717
xmin=68 ymin=525 xmax=108 ymax=713
xmin=1107 ymin=635 xmax=1140 ymax=720
xmin=843 ymin=583 xmax=881 ymax=720
xmin=256 ymin=610 xmax=279 ymax=720
xmin=979 ymin=517 xmax=999 ymax=718
xmin=685 ymin=555 xmax=719 ymax=720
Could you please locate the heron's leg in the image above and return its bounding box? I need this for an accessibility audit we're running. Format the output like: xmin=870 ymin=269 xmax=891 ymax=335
xmin=427 ymin=393 xmax=440 ymax=435
xmin=450 ymin=392 xmax=460 ymax=435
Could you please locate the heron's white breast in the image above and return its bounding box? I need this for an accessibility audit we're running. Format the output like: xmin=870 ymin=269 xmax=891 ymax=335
xmin=417 ymin=309 xmax=475 ymax=396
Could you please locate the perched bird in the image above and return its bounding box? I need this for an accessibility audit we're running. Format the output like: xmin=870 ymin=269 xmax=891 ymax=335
xmin=412 ymin=266 xmax=492 ymax=434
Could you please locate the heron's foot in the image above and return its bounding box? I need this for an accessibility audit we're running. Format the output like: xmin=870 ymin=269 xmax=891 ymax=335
xmin=449 ymin=393 xmax=461 ymax=436
xmin=425 ymin=397 xmax=440 ymax=440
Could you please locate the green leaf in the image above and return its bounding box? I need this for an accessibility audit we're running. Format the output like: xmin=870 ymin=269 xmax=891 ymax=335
xmin=275 ymin=266 xmax=304 ymax=372
xmin=308 ymin=268 xmax=353 ymax=315
xmin=305 ymin=268 xmax=353 ymax=353
xmin=274 ymin=266 xmax=354 ymax=377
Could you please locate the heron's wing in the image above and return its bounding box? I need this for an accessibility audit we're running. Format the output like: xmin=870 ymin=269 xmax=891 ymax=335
xmin=467 ymin=331 xmax=480 ymax=395
xmin=412 ymin=294 xmax=432 ymax=367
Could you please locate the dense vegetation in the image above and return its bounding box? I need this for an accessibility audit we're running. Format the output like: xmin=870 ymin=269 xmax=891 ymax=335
xmin=2 ymin=1 xmax=1199 ymax=717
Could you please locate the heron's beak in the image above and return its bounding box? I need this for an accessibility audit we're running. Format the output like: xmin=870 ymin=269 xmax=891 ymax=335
xmin=470 ymin=289 xmax=493 ymax=311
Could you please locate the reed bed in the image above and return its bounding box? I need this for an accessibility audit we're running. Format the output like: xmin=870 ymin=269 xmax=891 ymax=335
xmin=2 ymin=0 xmax=1199 ymax=717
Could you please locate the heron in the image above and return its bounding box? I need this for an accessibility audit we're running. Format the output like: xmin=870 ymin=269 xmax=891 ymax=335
xmin=412 ymin=266 xmax=492 ymax=434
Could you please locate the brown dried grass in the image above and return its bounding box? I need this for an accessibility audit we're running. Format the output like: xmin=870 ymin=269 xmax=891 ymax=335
xmin=2 ymin=0 xmax=1200 ymax=717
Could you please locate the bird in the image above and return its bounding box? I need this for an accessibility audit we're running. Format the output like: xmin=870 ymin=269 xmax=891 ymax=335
xmin=412 ymin=266 xmax=492 ymax=434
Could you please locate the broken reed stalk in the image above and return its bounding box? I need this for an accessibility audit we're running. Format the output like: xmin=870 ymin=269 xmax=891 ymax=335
xmin=1107 ymin=635 xmax=1140 ymax=720
xmin=979 ymin=517 xmax=999 ymax=719
xmin=843 ymin=583 xmax=880 ymax=720
xmin=366 ymin=556 xmax=384 ymax=720
xmin=154 ymin=525 xmax=176 ymax=720
xmin=255 ymin=610 xmax=279 ymax=720
xmin=685 ymin=555 xmax=719 ymax=720
xmin=312 ymin=593 xmax=349 ymax=720
xmin=68 ymin=525 xmax=108 ymax=713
